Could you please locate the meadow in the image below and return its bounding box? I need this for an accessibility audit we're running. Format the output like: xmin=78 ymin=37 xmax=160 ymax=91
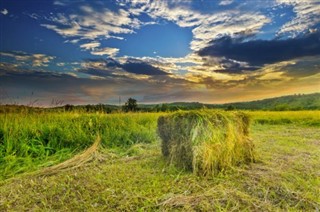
xmin=0 ymin=110 xmax=319 ymax=210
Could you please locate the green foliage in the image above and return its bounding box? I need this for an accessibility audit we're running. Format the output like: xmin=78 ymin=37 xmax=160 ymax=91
xmin=123 ymin=98 xmax=138 ymax=112
xmin=1 ymin=110 xmax=319 ymax=180
xmin=0 ymin=112 xmax=161 ymax=180
xmin=141 ymin=93 xmax=320 ymax=111
xmin=225 ymin=105 xmax=236 ymax=111
xmin=1 ymin=92 xmax=319 ymax=113
xmin=220 ymin=93 xmax=320 ymax=110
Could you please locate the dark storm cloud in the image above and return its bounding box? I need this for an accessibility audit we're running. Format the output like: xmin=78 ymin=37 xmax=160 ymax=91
xmin=80 ymin=58 xmax=168 ymax=76
xmin=84 ymin=58 xmax=121 ymax=67
xmin=198 ymin=31 xmax=320 ymax=67
xmin=78 ymin=68 xmax=113 ymax=77
xmin=121 ymin=61 xmax=168 ymax=75
xmin=0 ymin=62 xmax=71 ymax=79
xmin=0 ymin=60 xmax=191 ymax=105
xmin=199 ymin=75 xmax=277 ymax=90
xmin=4 ymin=71 xmax=74 ymax=79
xmin=217 ymin=59 xmax=257 ymax=73
xmin=78 ymin=58 xmax=121 ymax=77
xmin=0 ymin=51 xmax=55 ymax=67
xmin=283 ymin=56 xmax=320 ymax=78
xmin=201 ymin=57 xmax=258 ymax=74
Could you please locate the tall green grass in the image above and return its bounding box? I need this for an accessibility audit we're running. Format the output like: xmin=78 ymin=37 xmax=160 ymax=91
xmin=249 ymin=110 xmax=320 ymax=126
xmin=0 ymin=112 xmax=161 ymax=180
xmin=1 ymin=110 xmax=319 ymax=180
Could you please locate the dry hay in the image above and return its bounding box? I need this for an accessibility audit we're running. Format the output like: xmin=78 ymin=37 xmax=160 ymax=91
xmin=158 ymin=110 xmax=255 ymax=176
xmin=35 ymin=135 xmax=102 ymax=176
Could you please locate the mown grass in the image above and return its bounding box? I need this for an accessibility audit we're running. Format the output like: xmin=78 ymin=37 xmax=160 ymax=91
xmin=0 ymin=110 xmax=319 ymax=210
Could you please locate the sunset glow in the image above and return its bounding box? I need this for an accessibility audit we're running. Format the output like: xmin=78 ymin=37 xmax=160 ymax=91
xmin=1 ymin=0 xmax=319 ymax=105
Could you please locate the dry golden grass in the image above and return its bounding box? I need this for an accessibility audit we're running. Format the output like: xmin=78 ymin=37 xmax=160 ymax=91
xmin=34 ymin=135 xmax=101 ymax=176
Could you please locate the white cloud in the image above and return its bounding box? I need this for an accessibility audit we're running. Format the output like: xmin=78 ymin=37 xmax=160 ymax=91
xmin=219 ymin=0 xmax=233 ymax=6
xmin=41 ymin=6 xmax=138 ymax=40
xmin=125 ymin=1 xmax=270 ymax=51
xmin=40 ymin=5 xmax=144 ymax=57
xmin=41 ymin=23 xmax=82 ymax=38
xmin=64 ymin=39 xmax=80 ymax=44
xmin=38 ymin=1 xmax=271 ymax=60
xmin=80 ymin=42 xmax=100 ymax=50
xmin=53 ymin=1 xmax=66 ymax=6
xmin=190 ymin=12 xmax=270 ymax=51
xmin=127 ymin=1 xmax=205 ymax=28
xmin=276 ymin=0 xmax=320 ymax=36
xmin=91 ymin=47 xmax=120 ymax=57
xmin=1 ymin=9 xmax=8 ymax=15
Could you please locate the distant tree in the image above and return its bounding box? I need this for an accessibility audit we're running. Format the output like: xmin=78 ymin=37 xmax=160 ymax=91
xmin=160 ymin=104 xmax=168 ymax=112
xmin=225 ymin=105 xmax=236 ymax=111
xmin=123 ymin=98 xmax=138 ymax=112
xmin=153 ymin=105 xmax=160 ymax=112
xmin=64 ymin=104 xmax=74 ymax=112
xmin=274 ymin=103 xmax=289 ymax=111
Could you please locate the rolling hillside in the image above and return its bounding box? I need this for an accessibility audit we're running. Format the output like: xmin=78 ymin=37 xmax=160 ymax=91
xmin=140 ymin=93 xmax=320 ymax=111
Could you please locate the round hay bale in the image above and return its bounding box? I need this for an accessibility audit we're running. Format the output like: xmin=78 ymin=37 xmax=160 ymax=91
xmin=157 ymin=110 xmax=254 ymax=176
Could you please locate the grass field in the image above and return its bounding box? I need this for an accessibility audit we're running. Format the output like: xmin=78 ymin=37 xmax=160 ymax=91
xmin=0 ymin=110 xmax=319 ymax=210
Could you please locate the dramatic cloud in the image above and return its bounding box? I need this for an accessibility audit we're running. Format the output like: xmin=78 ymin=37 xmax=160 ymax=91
xmin=126 ymin=1 xmax=270 ymax=51
xmin=39 ymin=5 xmax=146 ymax=56
xmin=129 ymin=1 xmax=205 ymax=28
xmin=198 ymin=31 xmax=320 ymax=67
xmin=199 ymin=57 xmax=257 ymax=74
xmin=190 ymin=12 xmax=270 ymax=51
xmin=41 ymin=6 xmax=137 ymax=40
xmin=78 ymin=58 xmax=122 ymax=77
xmin=0 ymin=51 xmax=55 ymax=67
xmin=122 ymin=61 xmax=168 ymax=75
xmin=79 ymin=58 xmax=169 ymax=77
xmin=1 ymin=0 xmax=320 ymax=104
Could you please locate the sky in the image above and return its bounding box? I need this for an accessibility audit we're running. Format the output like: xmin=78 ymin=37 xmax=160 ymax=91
xmin=0 ymin=0 xmax=319 ymax=106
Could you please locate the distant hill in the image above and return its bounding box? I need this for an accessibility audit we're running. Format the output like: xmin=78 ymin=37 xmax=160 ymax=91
xmin=1 ymin=93 xmax=319 ymax=113
xmin=140 ymin=93 xmax=320 ymax=111
xmin=216 ymin=93 xmax=320 ymax=110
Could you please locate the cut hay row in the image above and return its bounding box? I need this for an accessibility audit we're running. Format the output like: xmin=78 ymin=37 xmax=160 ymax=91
xmin=158 ymin=110 xmax=254 ymax=176
xmin=34 ymin=135 xmax=101 ymax=176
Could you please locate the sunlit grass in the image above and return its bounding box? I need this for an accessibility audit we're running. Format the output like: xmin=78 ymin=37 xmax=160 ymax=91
xmin=0 ymin=110 xmax=319 ymax=210
xmin=0 ymin=112 xmax=161 ymax=180
xmin=158 ymin=110 xmax=253 ymax=175
xmin=248 ymin=110 xmax=320 ymax=126
xmin=1 ymin=110 xmax=319 ymax=180
xmin=0 ymin=123 xmax=319 ymax=211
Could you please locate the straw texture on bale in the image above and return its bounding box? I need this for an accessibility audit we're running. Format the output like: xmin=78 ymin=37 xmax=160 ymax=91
xmin=158 ymin=110 xmax=254 ymax=176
